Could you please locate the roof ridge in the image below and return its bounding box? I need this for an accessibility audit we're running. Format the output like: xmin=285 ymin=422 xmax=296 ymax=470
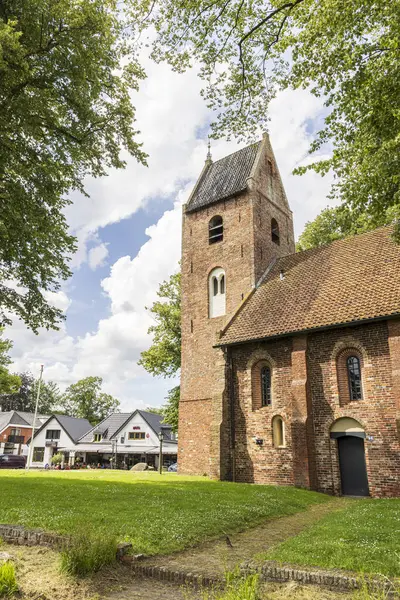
xmin=209 ymin=141 xmax=260 ymax=166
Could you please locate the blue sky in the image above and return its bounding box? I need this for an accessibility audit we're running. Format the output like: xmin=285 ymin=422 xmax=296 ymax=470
xmin=7 ymin=60 xmax=334 ymax=411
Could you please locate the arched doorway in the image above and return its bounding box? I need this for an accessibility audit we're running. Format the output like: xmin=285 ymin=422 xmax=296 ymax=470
xmin=330 ymin=418 xmax=369 ymax=496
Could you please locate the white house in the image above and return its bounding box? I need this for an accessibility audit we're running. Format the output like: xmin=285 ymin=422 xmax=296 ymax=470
xmin=29 ymin=414 xmax=92 ymax=467
xmin=72 ymin=410 xmax=178 ymax=469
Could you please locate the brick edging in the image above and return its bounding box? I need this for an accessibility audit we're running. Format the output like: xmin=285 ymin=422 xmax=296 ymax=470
xmin=1 ymin=524 xmax=398 ymax=596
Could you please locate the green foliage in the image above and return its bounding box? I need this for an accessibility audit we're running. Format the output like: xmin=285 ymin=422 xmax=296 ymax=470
xmin=0 ymin=562 xmax=18 ymax=597
xmin=296 ymin=205 xmax=397 ymax=252
xmin=0 ymin=470 xmax=329 ymax=556
xmin=139 ymin=271 xmax=181 ymax=377
xmin=51 ymin=452 xmax=63 ymax=466
xmin=0 ymin=0 xmax=147 ymax=331
xmin=203 ymin=570 xmax=260 ymax=600
xmin=139 ymin=271 xmax=181 ymax=431
xmin=162 ymin=385 xmax=179 ymax=433
xmin=0 ymin=372 xmax=60 ymax=413
xmin=0 ymin=330 xmax=20 ymax=395
xmin=60 ymin=531 xmax=117 ymax=577
xmin=266 ymin=499 xmax=400 ymax=577
xmin=144 ymin=0 xmax=400 ymax=238
xmin=59 ymin=376 xmax=120 ymax=424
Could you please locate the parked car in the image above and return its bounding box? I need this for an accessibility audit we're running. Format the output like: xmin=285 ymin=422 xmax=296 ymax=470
xmin=0 ymin=454 xmax=26 ymax=469
xmin=168 ymin=462 xmax=177 ymax=472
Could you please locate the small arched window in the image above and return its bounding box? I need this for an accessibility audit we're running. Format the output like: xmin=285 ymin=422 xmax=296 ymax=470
xmin=272 ymin=416 xmax=285 ymax=448
xmin=209 ymin=216 xmax=223 ymax=244
xmin=209 ymin=267 xmax=226 ymax=318
xmin=261 ymin=366 xmax=271 ymax=407
xmin=271 ymin=218 xmax=280 ymax=245
xmin=347 ymin=356 xmax=362 ymax=401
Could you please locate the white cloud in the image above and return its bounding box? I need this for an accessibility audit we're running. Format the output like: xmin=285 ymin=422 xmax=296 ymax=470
xmin=88 ymin=243 xmax=109 ymax=270
xmin=7 ymin=60 xmax=335 ymax=411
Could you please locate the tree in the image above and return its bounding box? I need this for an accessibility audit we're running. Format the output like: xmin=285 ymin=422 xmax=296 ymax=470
xmin=0 ymin=328 xmax=20 ymax=394
xmin=139 ymin=271 xmax=181 ymax=432
xmin=0 ymin=0 xmax=147 ymax=331
xmin=144 ymin=0 xmax=400 ymax=238
xmin=60 ymin=376 xmax=120 ymax=424
xmin=0 ymin=371 xmax=60 ymax=412
xmin=297 ymin=205 xmax=398 ymax=252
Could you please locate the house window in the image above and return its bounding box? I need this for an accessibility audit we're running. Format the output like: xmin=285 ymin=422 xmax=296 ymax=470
xmin=46 ymin=429 xmax=61 ymax=440
xmin=271 ymin=218 xmax=280 ymax=244
xmin=93 ymin=433 xmax=102 ymax=442
xmin=209 ymin=267 xmax=226 ymax=318
xmin=209 ymin=216 xmax=223 ymax=244
xmin=272 ymin=416 xmax=285 ymax=447
xmin=33 ymin=447 xmax=45 ymax=462
xmin=347 ymin=356 xmax=363 ymax=401
xmin=10 ymin=429 xmax=21 ymax=436
xmin=261 ymin=366 xmax=271 ymax=407
xmin=128 ymin=432 xmax=146 ymax=440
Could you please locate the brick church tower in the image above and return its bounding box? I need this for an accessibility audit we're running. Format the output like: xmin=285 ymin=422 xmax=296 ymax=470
xmin=179 ymin=134 xmax=295 ymax=478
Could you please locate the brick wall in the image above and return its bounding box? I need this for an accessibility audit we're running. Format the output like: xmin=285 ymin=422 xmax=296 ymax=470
xmin=226 ymin=321 xmax=399 ymax=497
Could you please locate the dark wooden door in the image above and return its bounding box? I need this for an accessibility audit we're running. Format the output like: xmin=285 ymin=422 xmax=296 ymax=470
xmin=338 ymin=436 xmax=369 ymax=496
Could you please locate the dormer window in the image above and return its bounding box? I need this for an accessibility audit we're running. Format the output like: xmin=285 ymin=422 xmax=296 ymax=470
xmin=93 ymin=433 xmax=102 ymax=442
xmin=271 ymin=218 xmax=280 ymax=245
xmin=209 ymin=216 xmax=223 ymax=244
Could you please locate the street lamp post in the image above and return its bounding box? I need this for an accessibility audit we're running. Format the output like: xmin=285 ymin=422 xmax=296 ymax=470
xmin=26 ymin=364 xmax=44 ymax=471
xmin=158 ymin=428 xmax=164 ymax=474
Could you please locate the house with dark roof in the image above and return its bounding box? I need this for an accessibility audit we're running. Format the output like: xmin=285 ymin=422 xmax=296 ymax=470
xmin=29 ymin=414 xmax=92 ymax=467
xmin=0 ymin=411 xmax=49 ymax=456
xmin=179 ymin=133 xmax=400 ymax=498
xmin=71 ymin=410 xmax=177 ymax=469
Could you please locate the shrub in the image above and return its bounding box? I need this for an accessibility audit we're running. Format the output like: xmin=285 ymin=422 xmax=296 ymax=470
xmin=60 ymin=532 xmax=117 ymax=577
xmin=0 ymin=562 xmax=18 ymax=597
xmin=51 ymin=453 xmax=63 ymax=466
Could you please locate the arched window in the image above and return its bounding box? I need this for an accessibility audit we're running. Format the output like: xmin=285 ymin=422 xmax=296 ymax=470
xmin=337 ymin=348 xmax=364 ymax=405
xmin=347 ymin=356 xmax=362 ymax=401
xmin=209 ymin=267 xmax=226 ymax=318
xmin=272 ymin=416 xmax=285 ymax=448
xmin=271 ymin=218 xmax=280 ymax=244
xmin=261 ymin=366 xmax=271 ymax=407
xmin=209 ymin=216 xmax=223 ymax=244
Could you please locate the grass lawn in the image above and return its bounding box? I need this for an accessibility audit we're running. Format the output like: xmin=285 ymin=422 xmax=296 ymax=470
xmin=0 ymin=470 xmax=329 ymax=555
xmin=264 ymin=498 xmax=400 ymax=577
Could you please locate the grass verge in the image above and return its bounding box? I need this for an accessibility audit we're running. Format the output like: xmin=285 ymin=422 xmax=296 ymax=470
xmin=60 ymin=532 xmax=117 ymax=577
xmin=0 ymin=470 xmax=330 ymax=555
xmin=0 ymin=562 xmax=18 ymax=597
xmin=264 ymin=498 xmax=400 ymax=577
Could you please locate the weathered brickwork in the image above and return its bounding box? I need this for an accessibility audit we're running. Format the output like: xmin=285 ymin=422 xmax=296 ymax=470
xmin=179 ymin=136 xmax=399 ymax=498
xmin=179 ymin=135 xmax=294 ymax=478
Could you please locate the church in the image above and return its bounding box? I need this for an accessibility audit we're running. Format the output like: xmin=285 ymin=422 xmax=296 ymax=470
xmin=178 ymin=133 xmax=400 ymax=498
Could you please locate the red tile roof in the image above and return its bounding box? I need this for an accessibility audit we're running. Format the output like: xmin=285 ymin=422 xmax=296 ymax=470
xmin=219 ymin=227 xmax=400 ymax=345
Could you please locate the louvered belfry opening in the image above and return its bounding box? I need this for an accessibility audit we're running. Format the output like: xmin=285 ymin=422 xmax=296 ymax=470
xmin=209 ymin=215 xmax=223 ymax=244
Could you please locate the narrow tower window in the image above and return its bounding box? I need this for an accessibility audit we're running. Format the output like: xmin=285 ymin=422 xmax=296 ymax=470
xmin=261 ymin=366 xmax=271 ymax=407
xmin=272 ymin=416 xmax=285 ymax=447
xmin=209 ymin=216 xmax=223 ymax=244
xmin=209 ymin=267 xmax=226 ymax=318
xmin=271 ymin=218 xmax=280 ymax=245
xmin=347 ymin=356 xmax=363 ymax=401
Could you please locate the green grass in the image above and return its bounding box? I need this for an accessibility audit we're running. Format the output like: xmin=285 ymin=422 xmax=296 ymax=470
xmin=264 ymin=499 xmax=400 ymax=577
xmin=0 ymin=562 xmax=18 ymax=597
xmin=0 ymin=470 xmax=328 ymax=556
xmin=60 ymin=531 xmax=117 ymax=577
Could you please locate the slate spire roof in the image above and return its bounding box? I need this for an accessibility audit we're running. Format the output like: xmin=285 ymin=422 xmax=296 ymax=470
xmin=185 ymin=141 xmax=261 ymax=213
xmin=219 ymin=226 xmax=400 ymax=345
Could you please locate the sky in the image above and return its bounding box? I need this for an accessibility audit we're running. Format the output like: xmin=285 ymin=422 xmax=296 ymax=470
xmin=6 ymin=56 xmax=335 ymax=412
